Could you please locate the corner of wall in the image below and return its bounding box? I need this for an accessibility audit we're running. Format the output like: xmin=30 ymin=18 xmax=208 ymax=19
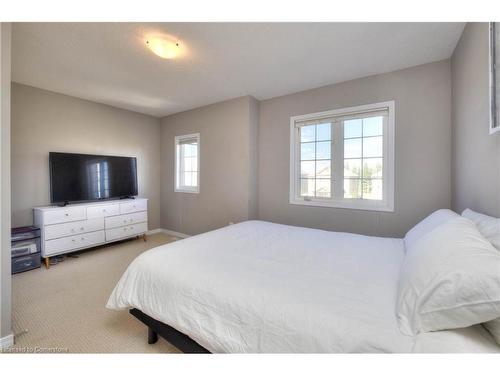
xmin=247 ymin=96 xmax=260 ymax=220
xmin=450 ymin=22 xmax=500 ymax=216
xmin=0 ymin=22 xmax=12 ymax=342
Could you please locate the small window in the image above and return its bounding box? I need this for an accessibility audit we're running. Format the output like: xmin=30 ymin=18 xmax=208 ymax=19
xmin=290 ymin=101 xmax=394 ymax=211
xmin=175 ymin=133 xmax=200 ymax=193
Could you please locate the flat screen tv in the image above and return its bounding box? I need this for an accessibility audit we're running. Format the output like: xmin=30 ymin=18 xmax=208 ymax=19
xmin=49 ymin=152 xmax=138 ymax=204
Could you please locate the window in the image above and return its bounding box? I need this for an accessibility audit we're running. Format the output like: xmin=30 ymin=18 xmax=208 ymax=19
xmin=175 ymin=133 xmax=200 ymax=193
xmin=489 ymin=22 xmax=500 ymax=133
xmin=290 ymin=101 xmax=394 ymax=211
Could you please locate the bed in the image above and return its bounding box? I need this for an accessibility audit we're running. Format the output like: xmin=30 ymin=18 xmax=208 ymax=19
xmin=106 ymin=220 xmax=500 ymax=353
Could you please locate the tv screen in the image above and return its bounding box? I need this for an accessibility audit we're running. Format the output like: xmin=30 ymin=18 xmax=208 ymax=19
xmin=49 ymin=152 xmax=138 ymax=203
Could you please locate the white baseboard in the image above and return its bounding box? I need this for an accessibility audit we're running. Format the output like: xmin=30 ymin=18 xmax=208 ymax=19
xmin=0 ymin=333 xmax=14 ymax=349
xmin=146 ymin=228 xmax=165 ymax=235
xmin=147 ymin=228 xmax=190 ymax=239
xmin=162 ymin=229 xmax=190 ymax=239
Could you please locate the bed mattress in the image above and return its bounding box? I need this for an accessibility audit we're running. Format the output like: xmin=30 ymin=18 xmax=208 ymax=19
xmin=107 ymin=220 xmax=500 ymax=353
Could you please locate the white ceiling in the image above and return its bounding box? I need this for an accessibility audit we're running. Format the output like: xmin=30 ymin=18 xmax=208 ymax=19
xmin=12 ymin=22 xmax=465 ymax=117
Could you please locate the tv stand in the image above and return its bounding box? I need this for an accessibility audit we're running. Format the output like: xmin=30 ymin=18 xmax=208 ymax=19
xmin=34 ymin=198 xmax=148 ymax=268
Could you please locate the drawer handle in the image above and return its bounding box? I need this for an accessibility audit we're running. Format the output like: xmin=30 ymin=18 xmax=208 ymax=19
xmin=81 ymin=237 xmax=85 ymax=241
xmin=71 ymin=228 xmax=75 ymax=232
xmin=65 ymin=213 xmax=69 ymax=216
xmin=103 ymin=209 xmax=106 ymax=212
xmin=123 ymin=228 xmax=127 ymax=231
xmin=130 ymin=226 xmax=134 ymax=230
xmin=123 ymin=220 xmax=127 ymax=223
xmin=72 ymin=239 xmax=76 ymax=242
xmin=16 ymin=256 xmax=32 ymax=262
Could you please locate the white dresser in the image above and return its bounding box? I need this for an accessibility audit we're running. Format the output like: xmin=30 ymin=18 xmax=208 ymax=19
xmin=34 ymin=198 xmax=148 ymax=268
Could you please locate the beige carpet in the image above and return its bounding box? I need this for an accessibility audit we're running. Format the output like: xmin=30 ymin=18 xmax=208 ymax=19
xmin=11 ymin=233 xmax=181 ymax=353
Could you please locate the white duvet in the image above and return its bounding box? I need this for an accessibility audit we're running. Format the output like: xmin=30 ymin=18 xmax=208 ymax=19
xmin=106 ymin=221 xmax=500 ymax=353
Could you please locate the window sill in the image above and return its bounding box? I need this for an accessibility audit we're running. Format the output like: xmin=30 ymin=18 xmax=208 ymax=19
xmin=175 ymin=188 xmax=199 ymax=194
xmin=289 ymin=198 xmax=394 ymax=212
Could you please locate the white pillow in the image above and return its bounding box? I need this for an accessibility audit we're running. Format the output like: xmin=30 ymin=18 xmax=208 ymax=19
xmin=396 ymin=216 xmax=500 ymax=336
xmin=460 ymin=210 xmax=500 ymax=345
xmin=404 ymin=209 xmax=459 ymax=250
xmin=484 ymin=319 xmax=500 ymax=345
xmin=462 ymin=209 xmax=500 ymax=250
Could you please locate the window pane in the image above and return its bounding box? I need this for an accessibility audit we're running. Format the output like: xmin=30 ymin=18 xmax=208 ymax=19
xmin=315 ymin=179 xmax=331 ymax=198
xmin=316 ymin=141 xmax=331 ymax=159
xmin=344 ymin=119 xmax=362 ymax=139
xmin=300 ymin=179 xmax=315 ymax=196
xmin=184 ymin=143 xmax=194 ymax=157
xmin=184 ymin=156 xmax=195 ymax=172
xmin=316 ymin=123 xmax=331 ymax=141
xmin=182 ymin=157 xmax=189 ymax=172
xmin=344 ymin=178 xmax=362 ymax=199
xmin=300 ymin=125 xmax=315 ymax=142
xmin=176 ymin=135 xmax=199 ymax=192
xmin=316 ymin=160 xmax=331 ymax=178
xmin=363 ymin=136 xmax=383 ymax=157
xmin=191 ymin=157 xmax=198 ymax=172
xmin=344 ymin=138 xmax=362 ymax=158
xmin=300 ymin=161 xmax=315 ymax=178
xmin=363 ymin=158 xmax=382 ymax=178
xmin=363 ymin=116 xmax=383 ymax=137
xmin=344 ymin=159 xmax=361 ymax=178
xmin=300 ymin=142 xmax=315 ymax=160
xmin=362 ymin=179 xmax=383 ymax=200
xmin=184 ymin=172 xmax=192 ymax=186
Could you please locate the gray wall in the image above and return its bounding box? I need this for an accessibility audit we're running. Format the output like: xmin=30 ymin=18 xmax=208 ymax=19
xmin=11 ymin=83 xmax=162 ymax=229
xmin=451 ymin=23 xmax=500 ymax=216
xmin=0 ymin=22 xmax=12 ymax=342
xmin=258 ymin=60 xmax=452 ymax=237
xmin=160 ymin=96 xmax=259 ymax=235
xmin=10 ymin=58 xmax=455 ymax=242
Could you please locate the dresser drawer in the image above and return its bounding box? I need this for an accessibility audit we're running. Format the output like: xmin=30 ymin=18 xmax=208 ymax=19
xmin=44 ymin=218 xmax=104 ymax=240
xmin=105 ymin=211 xmax=148 ymax=229
xmin=105 ymin=222 xmax=148 ymax=242
xmin=43 ymin=206 xmax=86 ymax=225
xmin=44 ymin=230 xmax=105 ymax=256
xmin=119 ymin=200 xmax=147 ymax=214
xmin=87 ymin=204 xmax=120 ymax=219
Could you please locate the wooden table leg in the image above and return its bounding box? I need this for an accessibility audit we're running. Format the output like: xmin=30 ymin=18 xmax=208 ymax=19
xmin=44 ymin=257 xmax=50 ymax=269
xmin=143 ymin=233 xmax=147 ymax=242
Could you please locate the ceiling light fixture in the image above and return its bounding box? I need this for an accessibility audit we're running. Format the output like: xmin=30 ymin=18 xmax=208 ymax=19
xmin=146 ymin=37 xmax=180 ymax=59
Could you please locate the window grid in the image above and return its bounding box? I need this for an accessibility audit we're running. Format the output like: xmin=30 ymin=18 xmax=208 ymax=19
xmin=299 ymin=123 xmax=332 ymax=199
xmin=289 ymin=101 xmax=394 ymax=212
xmin=175 ymin=134 xmax=200 ymax=193
xmin=180 ymin=146 xmax=198 ymax=188
xmin=343 ymin=117 xmax=383 ymax=201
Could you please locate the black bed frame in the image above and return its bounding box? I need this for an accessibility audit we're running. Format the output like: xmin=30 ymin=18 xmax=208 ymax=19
xmin=129 ymin=308 xmax=210 ymax=353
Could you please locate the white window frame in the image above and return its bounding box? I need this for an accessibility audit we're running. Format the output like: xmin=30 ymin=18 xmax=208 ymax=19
xmin=489 ymin=22 xmax=500 ymax=134
xmin=289 ymin=101 xmax=395 ymax=212
xmin=174 ymin=133 xmax=200 ymax=194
